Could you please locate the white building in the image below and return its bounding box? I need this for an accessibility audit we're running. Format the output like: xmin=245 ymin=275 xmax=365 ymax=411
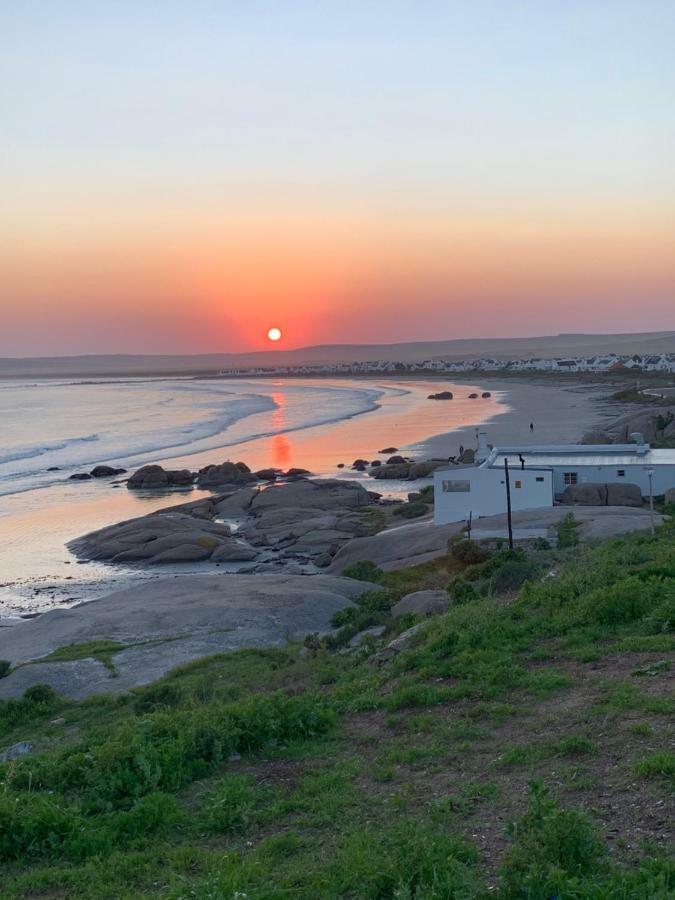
xmin=434 ymin=435 xmax=675 ymax=524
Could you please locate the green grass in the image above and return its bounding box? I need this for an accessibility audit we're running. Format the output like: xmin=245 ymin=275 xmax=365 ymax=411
xmin=1 ymin=518 xmax=674 ymax=896
xmin=38 ymin=639 xmax=127 ymax=674
xmin=634 ymin=750 xmax=675 ymax=785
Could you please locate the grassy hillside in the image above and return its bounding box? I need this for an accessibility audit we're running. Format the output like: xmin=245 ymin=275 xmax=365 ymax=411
xmin=1 ymin=520 xmax=674 ymax=898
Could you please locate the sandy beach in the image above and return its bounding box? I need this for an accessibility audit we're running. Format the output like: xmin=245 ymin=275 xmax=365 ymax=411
xmin=418 ymin=378 xmax=623 ymax=459
xmin=0 ymin=375 xmax=625 ymax=615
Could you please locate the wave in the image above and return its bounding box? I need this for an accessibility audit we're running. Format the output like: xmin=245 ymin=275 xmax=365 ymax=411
xmin=0 ymin=379 xmax=386 ymax=498
xmin=0 ymin=434 xmax=100 ymax=466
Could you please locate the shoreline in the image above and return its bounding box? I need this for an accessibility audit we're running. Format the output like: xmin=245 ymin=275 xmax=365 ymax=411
xmin=416 ymin=378 xmax=626 ymax=458
xmin=0 ymin=376 xmax=626 ymax=615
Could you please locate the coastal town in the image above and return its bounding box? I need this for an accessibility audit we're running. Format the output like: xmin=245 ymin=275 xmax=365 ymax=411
xmin=219 ymin=351 xmax=675 ymax=377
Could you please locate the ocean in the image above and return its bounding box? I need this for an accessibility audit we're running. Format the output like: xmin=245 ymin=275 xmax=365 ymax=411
xmin=0 ymin=376 xmax=505 ymax=614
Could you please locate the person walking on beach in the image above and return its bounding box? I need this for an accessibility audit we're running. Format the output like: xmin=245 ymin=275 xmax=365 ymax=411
xmin=529 ymin=422 xmax=534 ymax=433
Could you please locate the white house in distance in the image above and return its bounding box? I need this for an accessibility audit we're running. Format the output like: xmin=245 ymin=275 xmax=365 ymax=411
xmin=433 ymin=433 xmax=675 ymax=525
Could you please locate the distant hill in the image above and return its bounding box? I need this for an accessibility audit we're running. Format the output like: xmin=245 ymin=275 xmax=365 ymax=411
xmin=1 ymin=331 xmax=674 ymax=377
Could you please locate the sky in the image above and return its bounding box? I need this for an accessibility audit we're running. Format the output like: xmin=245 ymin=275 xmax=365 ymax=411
xmin=1 ymin=1 xmax=674 ymax=356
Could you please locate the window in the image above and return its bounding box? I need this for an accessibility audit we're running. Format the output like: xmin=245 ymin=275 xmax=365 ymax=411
xmin=536 ymin=476 xmax=545 ymax=482
xmin=514 ymin=480 xmax=522 ymax=489
xmin=442 ymin=479 xmax=470 ymax=493
xmin=617 ymin=469 xmax=625 ymax=477
xmin=563 ymin=472 xmax=578 ymax=485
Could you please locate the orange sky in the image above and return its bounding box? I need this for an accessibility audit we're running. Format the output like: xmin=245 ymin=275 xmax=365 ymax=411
xmin=2 ymin=4 xmax=674 ymax=355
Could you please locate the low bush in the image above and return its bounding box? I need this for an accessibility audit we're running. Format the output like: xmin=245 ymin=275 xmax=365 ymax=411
xmin=500 ymin=783 xmax=605 ymax=897
xmin=8 ymin=691 xmax=336 ymax=814
xmin=576 ymin=576 xmax=671 ymax=628
xmin=132 ymin=682 xmax=185 ymax=714
xmin=557 ymin=512 xmax=580 ymax=548
xmin=449 ymin=576 xmax=480 ymax=605
xmin=204 ymin=773 xmax=270 ymax=834
xmin=450 ymin=539 xmax=491 ymax=566
xmin=0 ymin=683 xmax=59 ymax=731
xmin=634 ymin=750 xmax=675 ymax=783
xmin=392 ymin=501 xmax=427 ymax=519
xmin=341 ymin=560 xmax=384 ymax=583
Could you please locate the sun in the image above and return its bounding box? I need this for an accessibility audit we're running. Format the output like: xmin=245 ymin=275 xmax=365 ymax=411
xmin=267 ymin=327 xmax=282 ymax=342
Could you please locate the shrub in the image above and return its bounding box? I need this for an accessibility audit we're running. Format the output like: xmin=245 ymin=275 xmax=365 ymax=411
xmin=392 ymin=501 xmax=427 ymax=519
xmin=9 ymin=691 xmax=336 ymax=811
xmin=0 ymin=683 xmax=59 ymax=731
xmin=501 ymin=783 xmax=605 ymax=897
xmin=331 ymin=589 xmax=396 ymax=634
xmin=450 ymin=539 xmax=491 ymax=566
xmin=132 ymin=682 xmax=185 ymax=714
xmin=315 ymin=818 xmax=479 ymax=898
xmin=557 ymin=512 xmax=579 ymax=548
xmin=0 ymin=792 xmax=80 ymax=861
xmin=488 ymin=558 xmax=541 ymax=594
xmin=24 ymin=683 xmax=57 ymax=705
xmin=449 ymin=576 xmax=480 ymax=605
xmin=418 ymin=484 xmax=435 ymax=504
xmin=577 ymin=576 xmax=670 ymax=628
xmin=341 ymin=560 xmax=384 ymax=583
xmin=205 ymin=774 xmax=268 ymax=833
xmin=112 ymin=792 xmax=184 ymax=841
xmin=634 ymin=750 xmax=675 ymax=783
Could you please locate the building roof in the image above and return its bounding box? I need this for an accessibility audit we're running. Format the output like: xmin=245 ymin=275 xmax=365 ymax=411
xmin=485 ymin=444 xmax=675 ymax=469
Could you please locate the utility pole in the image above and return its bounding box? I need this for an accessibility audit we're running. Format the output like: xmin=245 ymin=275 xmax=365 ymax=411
xmin=504 ymin=457 xmax=514 ymax=550
xmin=647 ymin=467 xmax=655 ymax=536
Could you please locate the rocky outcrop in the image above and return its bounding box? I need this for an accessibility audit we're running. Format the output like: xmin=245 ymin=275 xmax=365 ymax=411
xmin=391 ymin=590 xmax=450 ymax=619
xmin=607 ymin=483 xmax=643 ymax=506
xmin=69 ymin=473 xmax=92 ymax=481
xmin=481 ymin=392 xmax=491 ymax=398
xmin=605 ymin=406 xmax=675 ymax=443
xmin=408 ymin=460 xmax=446 ymax=478
xmin=0 ymin=575 xmax=378 ymax=699
xmin=581 ymin=430 xmax=613 ymax=445
xmin=215 ymin=487 xmax=258 ymax=517
xmin=371 ymin=459 xmax=449 ymax=480
xmin=371 ymin=463 xmax=411 ymax=479
xmin=328 ymin=519 xmax=465 ymax=573
xmin=249 ymin=478 xmax=370 ymax=512
xmin=561 ymin=482 xmax=643 ymax=507
xmin=368 ymin=623 xmax=424 ymax=666
xmin=72 ymin=479 xmax=374 ymax=571
xmin=254 ymin=468 xmax=278 ymax=481
xmin=468 ymin=393 xmax=478 ymax=399
xmin=379 ymin=447 xmax=398 ymax=454
xmin=127 ymin=465 xmax=195 ymax=489
xmin=428 ymin=391 xmax=453 ymax=400
xmin=90 ymin=465 xmax=127 ymax=478
xmin=197 ymin=462 xmax=256 ymax=488
xmin=68 ymin=512 xmax=255 ymax=565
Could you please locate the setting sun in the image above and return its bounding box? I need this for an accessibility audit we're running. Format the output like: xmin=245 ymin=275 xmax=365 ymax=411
xmin=267 ymin=327 xmax=282 ymax=342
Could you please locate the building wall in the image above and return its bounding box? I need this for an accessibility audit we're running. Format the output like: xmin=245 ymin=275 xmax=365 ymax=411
xmin=433 ymin=467 xmax=554 ymax=525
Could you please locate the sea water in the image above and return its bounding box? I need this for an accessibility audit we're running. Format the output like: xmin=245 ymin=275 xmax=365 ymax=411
xmin=0 ymin=377 xmax=504 ymax=613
